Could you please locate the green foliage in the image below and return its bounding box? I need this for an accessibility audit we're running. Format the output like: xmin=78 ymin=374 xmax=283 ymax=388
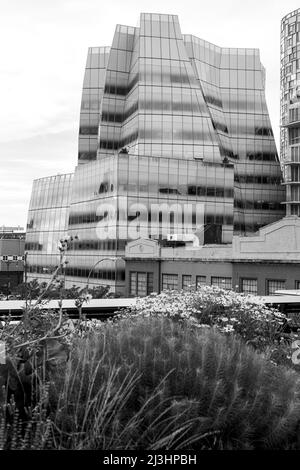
xmin=10 ymin=280 xmax=110 ymax=300
xmin=120 ymin=287 xmax=290 ymax=351
xmin=2 ymin=257 xmax=300 ymax=451
xmin=0 ymin=390 xmax=53 ymax=450
xmin=0 ymin=235 xmax=111 ymax=448
xmin=10 ymin=279 xmax=41 ymax=301
xmin=2 ymin=316 xmax=299 ymax=450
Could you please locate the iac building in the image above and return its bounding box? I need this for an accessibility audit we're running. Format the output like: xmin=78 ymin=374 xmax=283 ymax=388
xmin=25 ymin=13 xmax=284 ymax=293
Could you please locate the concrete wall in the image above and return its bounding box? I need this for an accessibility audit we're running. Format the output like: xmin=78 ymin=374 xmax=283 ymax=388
xmin=161 ymin=244 xmax=233 ymax=260
xmin=126 ymin=257 xmax=300 ymax=296
xmin=233 ymin=216 xmax=300 ymax=261
xmin=125 ymin=221 xmax=300 ymax=296
xmin=160 ymin=260 xmax=232 ymax=290
xmin=125 ymin=259 xmax=160 ymax=296
xmin=232 ymin=262 xmax=300 ymax=295
xmin=125 ymin=257 xmax=233 ymax=295
xmin=125 ymin=238 xmax=234 ymax=294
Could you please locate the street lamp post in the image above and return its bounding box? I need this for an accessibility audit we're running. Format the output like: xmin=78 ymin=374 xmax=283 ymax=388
xmin=85 ymin=256 xmax=124 ymax=292
xmin=75 ymin=257 xmax=123 ymax=320
xmin=86 ymin=257 xmax=117 ymax=291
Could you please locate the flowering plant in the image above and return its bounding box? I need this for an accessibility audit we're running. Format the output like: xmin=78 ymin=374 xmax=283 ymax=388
xmin=120 ymin=286 xmax=290 ymax=350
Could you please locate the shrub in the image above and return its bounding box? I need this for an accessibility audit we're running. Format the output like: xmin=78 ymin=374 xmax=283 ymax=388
xmin=28 ymin=316 xmax=300 ymax=450
xmin=9 ymin=280 xmax=110 ymax=301
xmin=120 ymin=287 xmax=289 ymax=351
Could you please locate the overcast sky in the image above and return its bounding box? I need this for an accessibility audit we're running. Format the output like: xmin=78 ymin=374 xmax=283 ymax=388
xmin=1 ymin=0 xmax=299 ymax=228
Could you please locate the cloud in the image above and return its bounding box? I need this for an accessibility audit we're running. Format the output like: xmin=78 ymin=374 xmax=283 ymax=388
xmin=0 ymin=129 xmax=76 ymax=227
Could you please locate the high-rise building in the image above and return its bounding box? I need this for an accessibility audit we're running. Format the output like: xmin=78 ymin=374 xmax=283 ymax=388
xmin=280 ymin=8 xmax=300 ymax=216
xmin=26 ymin=13 xmax=285 ymax=293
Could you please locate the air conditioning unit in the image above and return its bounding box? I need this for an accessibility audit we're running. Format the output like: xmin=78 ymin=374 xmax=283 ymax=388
xmin=167 ymin=234 xmax=178 ymax=241
xmin=166 ymin=233 xmax=200 ymax=247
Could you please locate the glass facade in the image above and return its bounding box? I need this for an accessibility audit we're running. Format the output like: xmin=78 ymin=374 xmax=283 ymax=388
xmin=92 ymin=14 xmax=284 ymax=234
xmin=79 ymin=47 xmax=110 ymax=163
xmin=25 ymin=174 xmax=73 ymax=280
xmin=26 ymin=13 xmax=285 ymax=293
xmin=280 ymin=8 xmax=300 ymax=215
xmin=184 ymin=35 xmax=285 ymax=233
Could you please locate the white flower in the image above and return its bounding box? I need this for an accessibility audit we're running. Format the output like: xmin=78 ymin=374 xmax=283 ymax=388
xmin=222 ymin=325 xmax=235 ymax=333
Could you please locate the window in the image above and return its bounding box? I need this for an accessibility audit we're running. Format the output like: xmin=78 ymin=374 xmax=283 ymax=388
xmin=267 ymin=280 xmax=286 ymax=295
xmin=162 ymin=274 xmax=178 ymax=290
xmin=196 ymin=276 xmax=206 ymax=288
xmin=291 ymin=166 xmax=300 ymax=182
xmin=130 ymin=271 xmax=154 ymax=297
xmin=211 ymin=276 xmax=232 ymax=290
xmin=137 ymin=273 xmax=147 ymax=297
xmin=289 ymin=128 xmax=300 ymax=145
xmin=291 ymin=146 xmax=300 ymax=162
xmin=147 ymin=273 xmax=154 ymax=295
xmin=182 ymin=275 xmax=192 ymax=290
xmin=289 ymin=107 xmax=300 ymax=123
xmin=129 ymin=272 xmax=138 ymax=296
xmin=289 ymin=23 xmax=296 ymax=35
xmin=295 ymin=280 xmax=300 ymax=290
xmin=241 ymin=278 xmax=258 ymax=295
